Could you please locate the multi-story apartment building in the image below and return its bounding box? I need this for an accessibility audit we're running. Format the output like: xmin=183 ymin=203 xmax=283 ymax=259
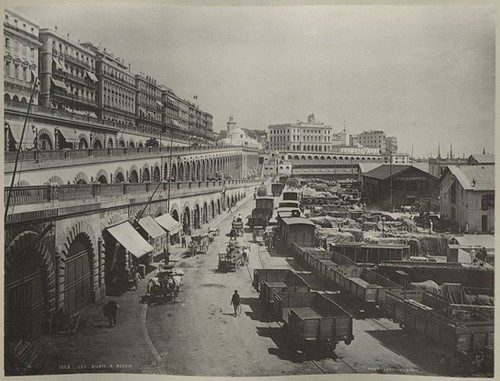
xmin=4 ymin=9 xmax=41 ymax=105
xmin=331 ymin=128 xmax=347 ymax=146
xmin=268 ymin=114 xmax=332 ymax=152
xmin=82 ymin=43 xmax=136 ymax=130
xmin=383 ymin=152 xmax=409 ymax=164
xmin=356 ymin=130 xmax=386 ymax=153
xmin=386 ymin=136 xmax=398 ymax=155
xmin=135 ymin=73 xmax=163 ymax=135
xmin=161 ymin=87 xmax=183 ymax=135
xmin=38 ymin=28 xmax=98 ymax=115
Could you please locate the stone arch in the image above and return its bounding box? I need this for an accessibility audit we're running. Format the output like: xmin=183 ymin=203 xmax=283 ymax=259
xmin=119 ymin=139 xmax=126 ymax=148
xmin=142 ymin=166 xmax=151 ymax=182
xmin=153 ymin=165 xmax=161 ymax=182
xmin=56 ymin=221 xmax=97 ymax=314
xmin=183 ymin=206 xmax=191 ymax=233
xmin=314 ymin=156 xmax=319 ymax=160
xmin=129 ymin=167 xmax=139 ymax=183
xmin=74 ymin=171 xmax=89 ymax=184
xmin=46 ymin=175 xmax=64 ymax=185
xmin=171 ymin=209 xmax=180 ymax=222
xmin=107 ymin=137 xmax=114 ymax=148
xmin=96 ymin=169 xmax=109 ymax=184
xmin=5 ymin=230 xmax=56 ymax=339
xmin=193 ymin=204 xmax=201 ymax=229
xmin=203 ymin=201 xmax=208 ymax=224
xmin=171 ymin=163 xmax=177 ymax=181
xmin=138 ymin=141 xmax=144 ymax=148
xmin=114 ymin=167 xmax=126 ymax=183
xmin=210 ymin=200 xmax=215 ymax=219
xmin=36 ymin=127 xmax=54 ymax=151
xmin=92 ymin=135 xmax=104 ymax=149
xmin=178 ymin=162 xmax=184 ymax=182
xmin=129 ymin=139 xmax=135 ymax=148
xmin=78 ymin=133 xmax=89 ymax=150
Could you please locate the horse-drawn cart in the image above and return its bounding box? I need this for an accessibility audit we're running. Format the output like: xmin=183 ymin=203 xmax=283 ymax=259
xmin=218 ymin=240 xmax=249 ymax=271
xmin=146 ymin=264 xmax=184 ymax=302
xmin=189 ymin=234 xmax=210 ymax=256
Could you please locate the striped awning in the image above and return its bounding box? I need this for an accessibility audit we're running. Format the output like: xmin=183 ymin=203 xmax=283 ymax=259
xmin=155 ymin=213 xmax=182 ymax=234
xmin=51 ymin=78 xmax=68 ymax=91
xmin=107 ymin=222 xmax=153 ymax=259
xmin=7 ymin=120 xmax=35 ymax=149
xmin=138 ymin=216 xmax=167 ymax=239
xmin=86 ymin=71 xmax=98 ymax=82
xmin=57 ymin=126 xmax=80 ymax=143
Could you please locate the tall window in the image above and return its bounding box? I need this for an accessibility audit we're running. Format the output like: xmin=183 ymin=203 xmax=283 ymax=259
xmin=14 ymin=64 xmax=19 ymax=79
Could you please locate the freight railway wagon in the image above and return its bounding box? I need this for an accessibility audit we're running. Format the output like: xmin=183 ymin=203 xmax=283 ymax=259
xmin=272 ymin=183 xmax=284 ymax=197
xmin=252 ymin=269 xmax=311 ymax=311
xmin=248 ymin=197 xmax=275 ymax=229
xmin=277 ymin=217 xmax=316 ymax=254
xmin=274 ymin=291 xmax=354 ymax=357
xmin=332 ymin=242 xmax=410 ymax=264
xmin=282 ymin=190 xmax=300 ymax=202
xmin=292 ymin=244 xmax=402 ymax=304
xmin=384 ymin=290 xmax=494 ymax=360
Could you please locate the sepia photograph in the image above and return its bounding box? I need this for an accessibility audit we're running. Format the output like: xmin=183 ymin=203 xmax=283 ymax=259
xmin=3 ymin=1 xmax=496 ymax=379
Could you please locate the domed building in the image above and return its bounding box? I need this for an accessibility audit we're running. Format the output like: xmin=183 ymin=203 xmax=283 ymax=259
xmin=218 ymin=115 xmax=262 ymax=149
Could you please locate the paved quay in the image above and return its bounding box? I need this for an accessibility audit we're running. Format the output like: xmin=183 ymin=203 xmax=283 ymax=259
xmin=33 ymin=193 xmax=254 ymax=375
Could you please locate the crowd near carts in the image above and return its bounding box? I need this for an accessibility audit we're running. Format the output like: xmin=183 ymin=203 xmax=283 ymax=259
xmin=250 ymin=176 xmax=494 ymax=375
xmin=218 ymin=237 xmax=249 ymax=271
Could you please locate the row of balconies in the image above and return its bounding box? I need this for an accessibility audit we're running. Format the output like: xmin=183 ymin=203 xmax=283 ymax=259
xmin=52 ymin=50 xmax=93 ymax=70
xmin=4 ymin=179 xmax=255 ymax=210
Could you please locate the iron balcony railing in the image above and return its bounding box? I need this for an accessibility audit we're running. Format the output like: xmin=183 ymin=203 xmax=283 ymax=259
xmin=4 ymin=179 xmax=256 ymax=207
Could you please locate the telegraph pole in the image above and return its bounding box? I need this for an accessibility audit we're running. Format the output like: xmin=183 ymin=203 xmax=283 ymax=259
xmin=389 ymin=153 xmax=393 ymax=212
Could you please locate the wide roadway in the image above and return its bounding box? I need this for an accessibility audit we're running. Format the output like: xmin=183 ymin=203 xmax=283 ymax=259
xmin=146 ymin=196 xmax=433 ymax=377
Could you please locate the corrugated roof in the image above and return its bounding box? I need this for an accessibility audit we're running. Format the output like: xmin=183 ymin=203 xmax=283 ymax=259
xmin=468 ymin=154 xmax=495 ymax=165
xmin=363 ymin=164 xmax=435 ymax=180
xmin=447 ymin=165 xmax=495 ymax=191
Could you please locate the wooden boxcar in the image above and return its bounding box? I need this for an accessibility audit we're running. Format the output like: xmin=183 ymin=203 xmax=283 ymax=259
xmin=271 ymin=183 xmax=284 ymax=197
xmin=384 ymin=289 xmax=494 ymax=356
xmin=332 ymin=242 xmax=410 ymax=264
xmin=274 ymin=291 xmax=354 ymax=356
xmin=282 ymin=190 xmax=300 ymax=201
xmin=248 ymin=197 xmax=275 ymax=228
xmin=279 ymin=217 xmax=316 ymax=253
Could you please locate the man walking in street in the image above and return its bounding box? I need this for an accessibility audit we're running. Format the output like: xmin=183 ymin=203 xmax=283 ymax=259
xmin=181 ymin=234 xmax=186 ymax=248
xmin=231 ymin=290 xmax=241 ymax=317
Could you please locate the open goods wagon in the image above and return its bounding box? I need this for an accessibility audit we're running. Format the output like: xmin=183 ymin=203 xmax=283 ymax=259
xmin=332 ymin=242 xmax=410 ymax=264
xmin=274 ymin=291 xmax=354 ymax=357
xmin=253 ymin=269 xmax=311 ymax=306
xmin=384 ymin=289 xmax=494 ymax=356
xmin=292 ymin=245 xmax=402 ymax=304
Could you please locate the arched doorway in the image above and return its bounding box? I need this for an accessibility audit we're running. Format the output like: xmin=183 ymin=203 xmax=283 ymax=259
xmin=79 ymin=137 xmax=88 ymax=149
xmin=179 ymin=163 xmax=184 ymax=182
xmin=115 ymin=172 xmax=125 ymax=183
xmin=142 ymin=167 xmax=150 ymax=182
xmin=171 ymin=164 xmax=177 ymax=181
xmin=64 ymin=234 xmax=92 ymax=316
xmin=183 ymin=207 xmax=191 ymax=234
xmin=172 ymin=209 xmax=179 ymax=222
xmin=38 ymin=133 xmax=53 ymax=150
xmin=5 ymin=232 xmax=54 ymax=342
xmin=203 ymin=202 xmax=208 ymax=224
xmin=153 ymin=166 xmax=160 ymax=182
xmin=97 ymin=174 xmax=108 ymax=184
xmin=107 ymin=138 xmax=114 ymax=148
xmin=211 ymin=200 xmax=215 ymax=218
xmin=194 ymin=205 xmax=201 ymax=229
xmin=93 ymin=139 xmax=103 ymax=149
xmin=129 ymin=170 xmax=139 ymax=183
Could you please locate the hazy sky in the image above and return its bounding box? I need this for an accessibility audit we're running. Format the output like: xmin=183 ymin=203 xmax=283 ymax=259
xmin=16 ymin=4 xmax=495 ymax=157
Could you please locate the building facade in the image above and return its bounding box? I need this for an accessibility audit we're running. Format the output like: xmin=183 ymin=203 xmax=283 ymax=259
xmin=38 ymin=28 xmax=98 ymax=115
xmin=440 ymin=165 xmax=494 ymax=234
xmin=4 ymin=9 xmax=41 ymax=105
xmin=82 ymin=43 xmax=136 ymax=131
xmin=135 ymin=73 xmax=164 ymax=138
xmin=268 ymin=113 xmax=333 ymax=152
xmin=362 ymin=165 xmax=439 ymax=210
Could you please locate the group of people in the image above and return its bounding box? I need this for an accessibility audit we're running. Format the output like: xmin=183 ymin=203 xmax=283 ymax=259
xmin=469 ymin=246 xmax=488 ymax=266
